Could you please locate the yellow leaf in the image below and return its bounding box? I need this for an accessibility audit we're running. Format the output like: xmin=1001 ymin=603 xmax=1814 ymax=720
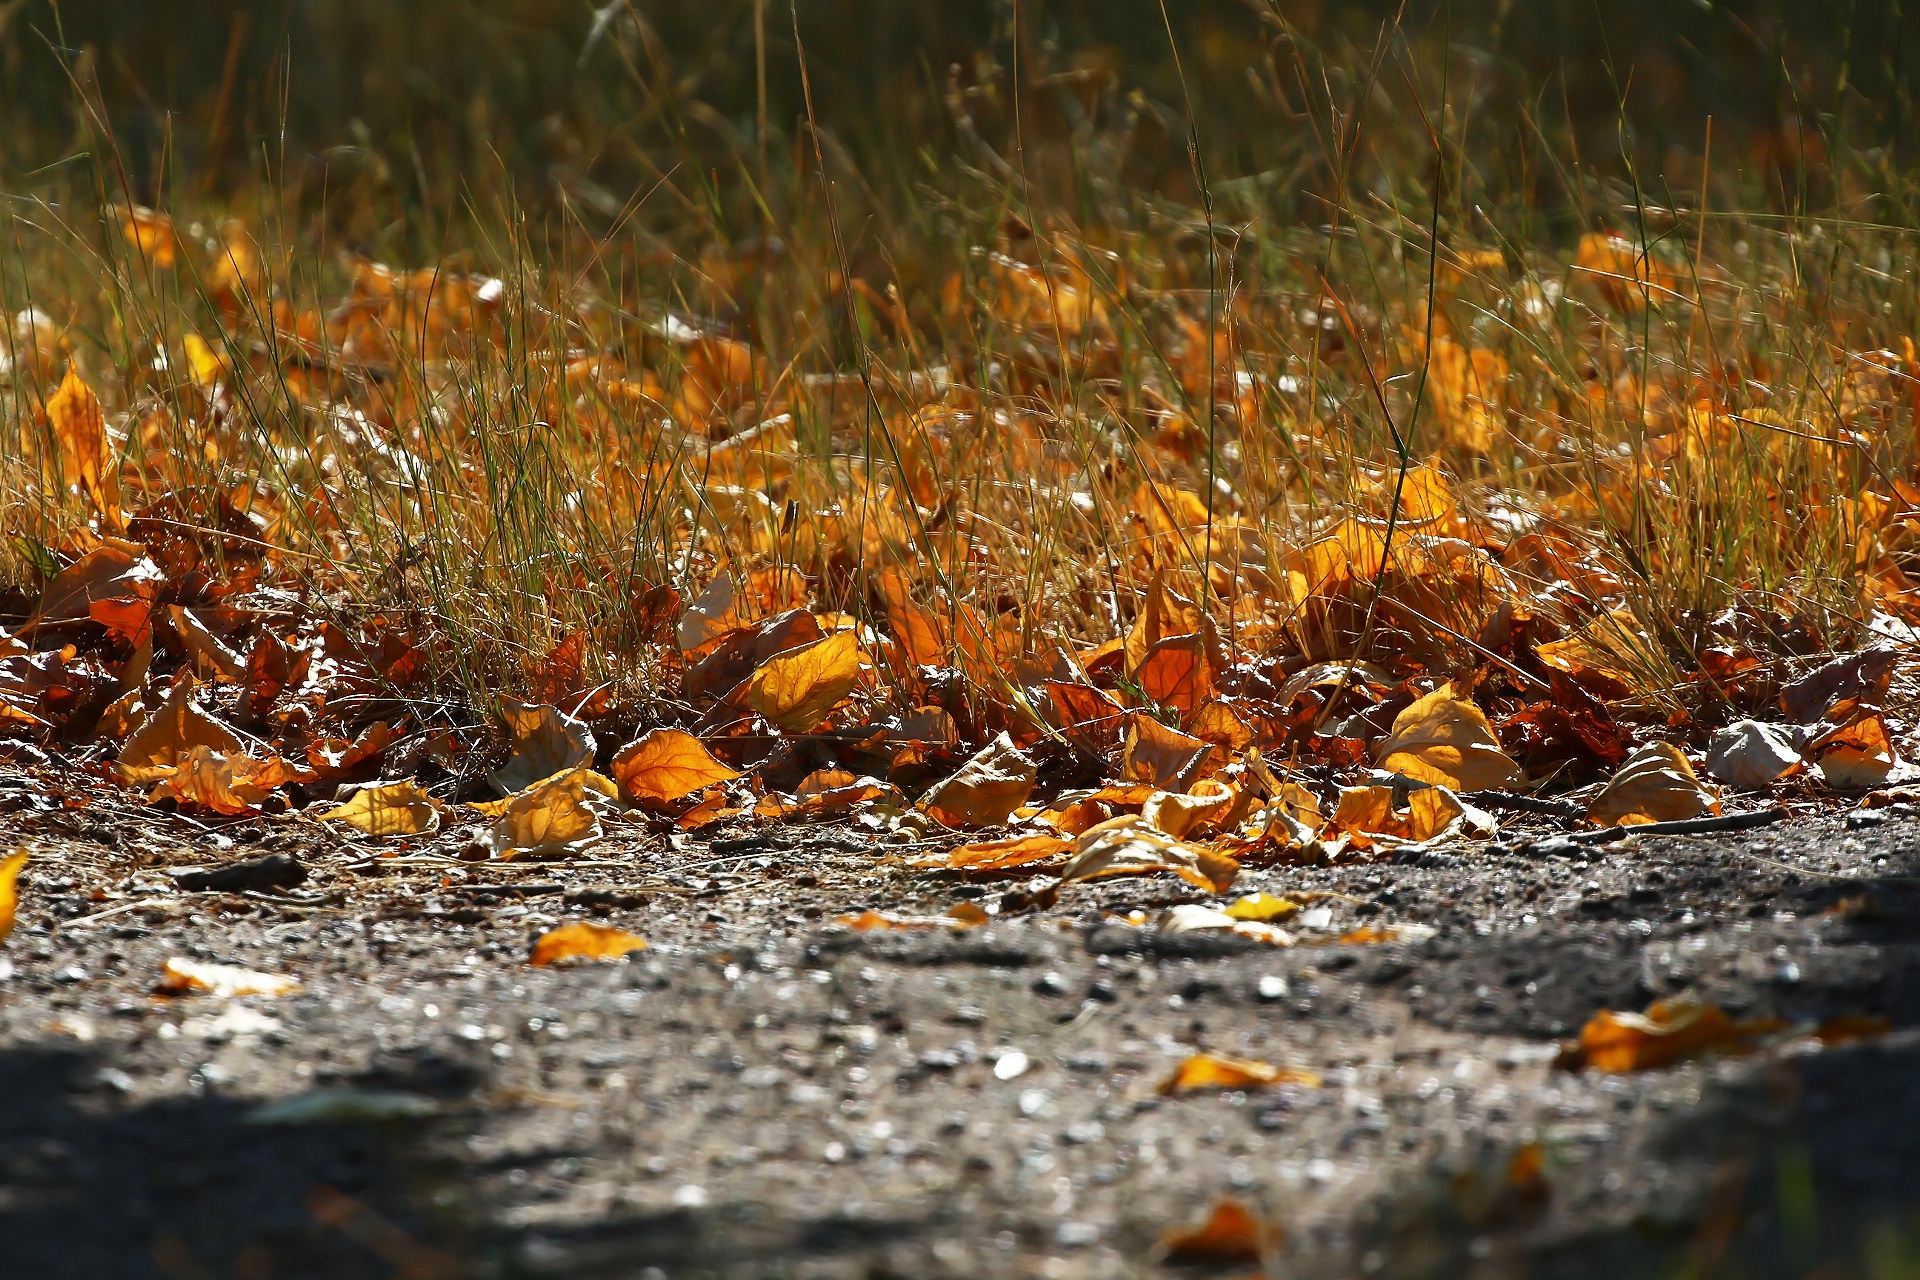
xmin=1159 ymin=903 xmax=1293 ymax=946
xmin=917 ymin=732 xmax=1037 ymax=828
xmin=913 ymin=833 xmax=1072 ymax=874
xmin=1158 ymin=1053 xmax=1321 ymax=1095
xmin=1536 ymin=609 xmax=1665 ymax=693
xmin=1061 ymin=815 xmax=1238 ymax=893
xmin=146 ymin=745 xmax=276 ymax=815
xmin=322 ymin=782 xmax=442 ymax=836
xmin=116 ymin=674 xmax=245 ymax=784
xmin=119 ymin=204 xmax=176 ymax=268
xmin=610 ymin=728 xmax=740 ymax=804
xmin=489 ymin=700 xmax=595 ymax=795
xmin=45 ymin=366 xmax=121 ymax=523
xmin=1119 ymin=714 xmax=1213 ymax=791
xmin=0 ymin=849 xmax=28 ymax=944
xmin=1330 ymin=783 xmax=1487 ymax=848
xmin=182 ymin=333 xmax=230 ymax=388
xmin=1588 ymin=742 xmax=1719 ymax=827
xmin=489 ymin=769 xmax=605 ymax=858
xmin=1140 ymin=782 xmax=1239 ymax=839
xmin=1224 ymin=892 xmax=1299 ymax=923
xmin=748 ymin=629 xmax=865 ymax=732
xmin=1374 ymin=682 xmax=1520 ymax=791
xmin=160 ymin=957 xmax=300 ymax=998
xmin=528 ymin=921 xmax=648 ymax=967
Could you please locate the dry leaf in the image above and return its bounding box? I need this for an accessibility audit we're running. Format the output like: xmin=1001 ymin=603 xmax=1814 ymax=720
xmin=160 ymin=957 xmax=300 ymax=998
xmin=1159 ymin=902 xmax=1293 ymax=946
xmin=119 ymin=204 xmax=177 ymax=268
xmin=0 ymin=849 xmax=27 ymax=944
xmin=1060 ymin=815 xmax=1239 ymax=893
xmin=918 ymin=732 xmax=1037 ymax=828
xmin=1160 ymin=1200 xmax=1272 ymax=1265
xmin=322 ymin=782 xmax=442 ymax=836
xmin=116 ymin=675 xmax=246 ymax=784
xmin=834 ymin=904 xmax=988 ymax=931
xmin=1588 ymin=742 xmax=1719 ymax=826
xmin=915 ymin=833 xmax=1072 ymax=875
xmin=1705 ymin=720 xmax=1803 ymax=789
xmin=1159 ymin=1052 xmax=1322 ymax=1094
xmin=489 ymin=701 xmax=596 ymax=795
xmin=1330 ymin=783 xmax=1486 ymax=847
xmin=1560 ymin=1000 xmax=1788 ymax=1073
xmin=1815 ymin=715 xmax=1901 ymax=789
xmin=1140 ymin=781 xmax=1240 ymax=839
xmin=489 ymin=768 xmax=606 ymax=858
xmin=677 ymin=572 xmax=741 ymax=651
xmin=1374 ymin=682 xmax=1520 ymax=791
xmin=1536 ymin=608 xmax=1664 ymax=693
xmin=1225 ymin=892 xmax=1299 ymax=923
xmin=146 ymin=746 xmax=279 ymax=815
xmin=610 ymin=728 xmax=740 ymax=804
xmin=1781 ymin=645 xmax=1898 ymax=722
xmin=45 ymin=366 xmax=121 ymax=523
xmin=528 ymin=920 xmax=648 ymax=966
xmin=170 ymin=606 xmax=247 ymax=681
xmin=748 ymin=630 xmax=864 ymax=732
xmin=1119 ymin=714 xmax=1212 ymax=791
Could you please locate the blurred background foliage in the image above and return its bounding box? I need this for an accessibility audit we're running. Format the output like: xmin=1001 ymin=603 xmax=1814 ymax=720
xmin=1 ymin=0 xmax=1911 ymax=240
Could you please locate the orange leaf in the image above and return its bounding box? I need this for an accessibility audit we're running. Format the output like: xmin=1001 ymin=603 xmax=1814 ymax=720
xmin=916 ymin=732 xmax=1037 ymax=828
xmin=1061 ymin=815 xmax=1238 ymax=893
xmin=146 ymin=745 xmax=278 ymax=815
xmin=1160 ymin=1200 xmax=1273 ymax=1265
xmin=322 ymin=782 xmax=442 ymax=836
xmin=119 ymin=204 xmax=177 ymax=268
xmin=528 ymin=921 xmax=648 ymax=967
xmin=45 ymin=367 xmax=122 ymax=525
xmin=489 ymin=701 xmax=596 ymax=795
xmin=1562 ymin=1000 xmax=1788 ymax=1073
xmin=748 ymin=630 xmax=865 ymax=732
xmin=611 ymin=728 xmax=741 ymax=805
xmin=0 ymin=849 xmax=28 ymax=944
xmin=1133 ymin=633 xmax=1214 ymax=714
xmin=915 ymin=833 xmax=1072 ymax=874
xmin=1588 ymin=742 xmax=1719 ymax=827
xmin=1159 ymin=1053 xmax=1321 ymax=1095
xmin=1373 ymin=682 xmax=1519 ymax=791
xmin=1119 ymin=714 xmax=1212 ymax=791
xmin=116 ymin=675 xmax=246 ymax=784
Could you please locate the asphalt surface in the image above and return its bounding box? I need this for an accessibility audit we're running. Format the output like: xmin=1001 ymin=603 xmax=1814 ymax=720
xmin=3 ymin=768 xmax=1920 ymax=1279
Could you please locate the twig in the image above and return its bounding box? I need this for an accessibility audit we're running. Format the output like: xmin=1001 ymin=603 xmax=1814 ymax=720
xmin=1559 ymin=807 xmax=1789 ymax=845
xmin=1460 ymin=790 xmax=1586 ymax=820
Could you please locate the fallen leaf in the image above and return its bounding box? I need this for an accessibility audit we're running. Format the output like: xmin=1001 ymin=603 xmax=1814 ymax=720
xmin=1536 ymin=608 xmax=1665 ymax=694
xmin=146 ymin=745 xmax=280 ymax=815
xmin=1781 ymin=645 xmax=1898 ymax=723
xmin=322 ymin=782 xmax=442 ymax=836
xmin=528 ymin=920 xmax=648 ymax=966
xmin=1159 ymin=1200 xmax=1272 ymax=1265
xmin=834 ymin=904 xmax=988 ymax=931
xmin=918 ymin=732 xmax=1037 ymax=828
xmin=1140 ymin=780 xmax=1240 ymax=839
xmin=160 ymin=957 xmax=300 ymax=998
xmin=489 ymin=701 xmax=596 ymax=795
xmin=1559 ymin=1000 xmax=1788 ymax=1073
xmin=119 ymin=204 xmax=177 ymax=268
xmin=115 ymin=674 xmax=246 ymax=784
xmin=1160 ymin=902 xmax=1293 ymax=946
xmin=1815 ymin=715 xmax=1902 ymax=789
xmin=247 ymin=1090 xmax=439 ymax=1126
xmin=1374 ymin=682 xmax=1520 ymax=791
xmin=1705 ymin=720 xmax=1803 ymax=789
xmin=170 ymin=606 xmax=246 ymax=681
xmin=30 ymin=538 xmax=161 ymax=627
xmin=1060 ymin=815 xmax=1239 ymax=893
xmin=677 ymin=572 xmax=741 ymax=651
xmin=45 ymin=366 xmax=121 ymax=523
xmin=1588 ymin=742 xmax=1719 ymax=827
xmin=610 ymin=728 xmax=740 ymax=805
xmin=915 ymin=833 xmax=1072 ymax=874
xmin=1225 ymin=892 xmax=1299 ymax=923
xmin=1330 ymin=783 xmax=1488 ymax=847
xmin=489 ymin=769 xmax=607 ymax=858
xmin=748 ymin=629 xmax=865 ymax=732
xmin=1119 ymin=714 xmax=1212 ymax=791
xmin=0 ymin=849 xmax=27 ymax=944
xmin=1159 ymin=1052 xmax=1322 ymax=1094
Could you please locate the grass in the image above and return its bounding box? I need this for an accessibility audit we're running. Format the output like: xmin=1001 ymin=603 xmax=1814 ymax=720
xmin=1 ymin=4 xmax=1917 ymax=777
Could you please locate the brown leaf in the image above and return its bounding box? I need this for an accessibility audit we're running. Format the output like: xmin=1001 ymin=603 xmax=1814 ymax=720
xmin=0 ymin=849 xmax=27 ymax=944
xmin=489 ymin=701 xmax=596 ymax=795
xmin=1140 ymin=781 xmax=1241 ymax=840
xmin=528 ymin=921 xmax=648 ymax=967
xmin=917 ymin=732 xmax=1037 ymax=828
xmin=1535 ymin=608 xmax=1665 ymax=695
xmin=1373 ymin=682 xmax=1520 ymax=791
xmin=610 ymin=729 xmax=741 ymax=805
xmin=1125 ymin=570 xmax=1204 ymax=676
xmin=1119 ymin=714 xmax=1212 ymax=791
xmin=748 ymin=630 xmax=865 ymax=732
xmin=45 ymin=367 xmax=122 ymax=525
xmin=116 ymin=675 xmax=246 ymax=784
xmin=1588 ymin=742 xmax=1719 ymax=827
xmin=1158 ymin=1053 xmax=1321 ymax=1095
xmin=159 ymin=957 xmax=299 ymax=998
xmin=1781 ymin=645 xmax=1898 ymax=723
xmin=1060 ymin=815 xmax=1238 ymax=893
xmin=322 ymin=782 xmax=442 ymax=836
xmin=170 ymin=606 xmax=247 ymax=681
xmin=1705 ymin=720 xmax=1803 ymax=789
xmin=31 ymin=538 xmax=161 ymax=628
xmin=1159 ymin=1200 xmax=1273 ymax=1265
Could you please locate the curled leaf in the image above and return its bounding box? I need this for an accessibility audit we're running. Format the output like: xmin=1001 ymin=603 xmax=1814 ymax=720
xmin=1559 ymin=1000 xmax=1788 ymax=1073
xmin=1374 ymin=682 xmax=1520 ymax=791
xmin=1119 ymin=714 xmax=1212 ymax=791
xmin=917 ymin=732 xmax=1037 ymax=828
xmin=913 ymin=833 xmax=1072 ymax=875
xmin=1159 ymin=1053 xmax=1321 ymax=1095
xmin=0 ymin=849 xmax=27 ymax=944
xmin=160 ymin=957 xmax=300 ymax=998
xmin=1705 ymin=720 xmax=1803 ymax=790
xmin=1588 ymin=742 xmax=1719 ymax=827
xmin=116 ymin=675 xmax=246 ymax=784
xmin=489 ymin=701 xmax=595 ymax=796
xmin=1060 ymin=815 xmax=1238 ymax=893
xmin=1160 ymin=1200 xmax=1272 ymax=1265
xmin=322 ymin=782 xmax=442 ymax=836
xmin=528 ymin=921 xmax=648 ymax=966
xmin=1159 ymin=902 xmax=1292 ymax=946
xmin=610 ymin=728 xmax=740 ymax=805
xmin=489 ymin=769 xmax=607 ymax=859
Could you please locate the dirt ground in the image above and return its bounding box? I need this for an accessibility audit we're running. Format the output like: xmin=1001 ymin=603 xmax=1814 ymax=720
xmin=3 ymin=760 xmax=1920 ymax=1279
